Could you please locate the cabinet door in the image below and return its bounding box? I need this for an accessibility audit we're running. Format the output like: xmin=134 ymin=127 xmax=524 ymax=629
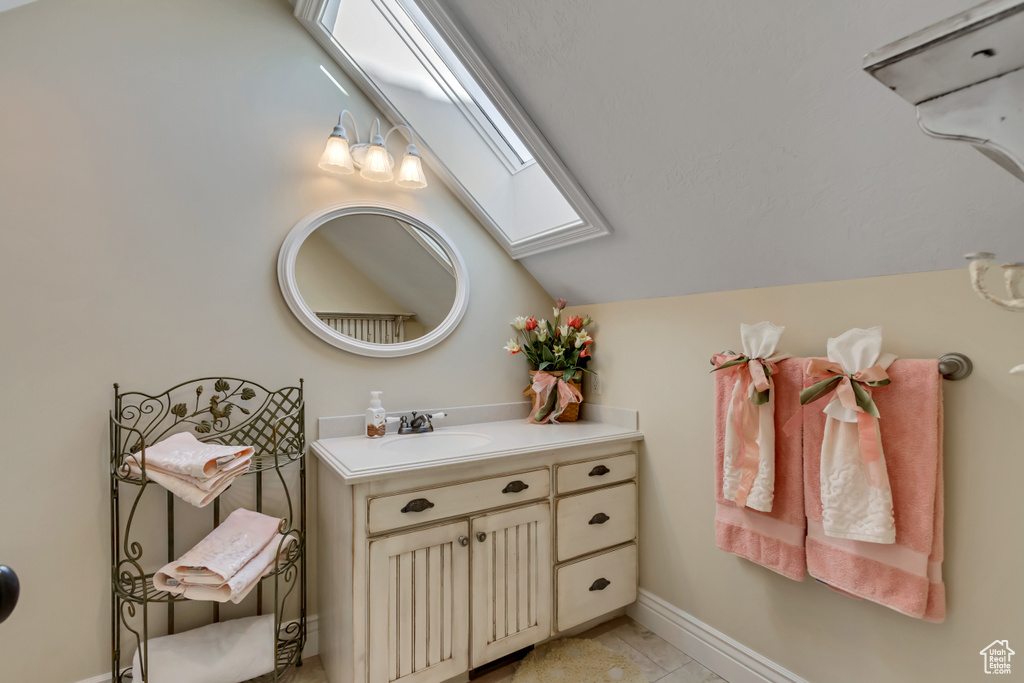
xmin=471 ymin=502 xmax=552 ymax=667
xmin=368 ymin=521 xmax=470 ymax=683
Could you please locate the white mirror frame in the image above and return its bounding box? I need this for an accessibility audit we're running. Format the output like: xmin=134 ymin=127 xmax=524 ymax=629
xmin=278 ymin=201 xmax=470 ymax=357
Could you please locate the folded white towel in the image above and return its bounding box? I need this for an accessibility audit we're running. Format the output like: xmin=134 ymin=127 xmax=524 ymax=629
xmin=158 ymin=533 xmax=296 ymax=603
xmin=131 ymin=615 xmax=276 ymax=683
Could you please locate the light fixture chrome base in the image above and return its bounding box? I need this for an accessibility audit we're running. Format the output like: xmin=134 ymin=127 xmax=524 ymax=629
xmin=350 ymin=143 xmax=394 ymax=169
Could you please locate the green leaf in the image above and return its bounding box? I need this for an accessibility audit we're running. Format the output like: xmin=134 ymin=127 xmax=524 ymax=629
xmin=542 ymin=346 xmax=555 ymax=363
xmin=214 ymin=379 xmax=230 ymax=393
xmin=240 ymin=388 xmax=256 ymax=401
xmin=752 ymin=389 xmax=770 ymax=406
xmin=851 ymin=380 xmax=881 ymax=418
xmin=171 ymin=403 xmax=188 ymax=418
xmin=799 ymin=376 xmax=842 ymax=405
xmin=195 ymin=421 xmax=212 ymax=434
xmin=539 ymin=361 xmax=552 ymax=370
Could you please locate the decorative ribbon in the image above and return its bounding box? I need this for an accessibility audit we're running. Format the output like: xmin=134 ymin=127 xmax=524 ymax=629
xmin=529 ymin=372 xmax=583 ymax=424
xmin=799 ymin=359 xmax=891 ymax=489
xmin=711 ymin=353 xmax=778 ymax=508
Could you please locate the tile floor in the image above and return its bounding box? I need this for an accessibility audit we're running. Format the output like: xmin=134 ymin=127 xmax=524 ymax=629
xmin=258 ymin=616 xmax=728 ymax=683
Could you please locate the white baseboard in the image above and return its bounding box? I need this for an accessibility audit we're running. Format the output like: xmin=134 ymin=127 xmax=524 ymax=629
xmin=76 ymin=614 xmax=319 ymax=683
xmin=627 ymin=590 xmax=808 ymax=683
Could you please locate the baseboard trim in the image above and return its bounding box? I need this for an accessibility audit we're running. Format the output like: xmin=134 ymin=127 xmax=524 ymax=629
xmin=76 ymin=614 xmax=319 ymax=683
xmin=627 ymin=590 xmax=808 ymax=683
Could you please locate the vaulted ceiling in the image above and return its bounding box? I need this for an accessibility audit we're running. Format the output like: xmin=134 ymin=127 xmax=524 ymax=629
xmin=439 ymin=0 xmax=1024 ymax=304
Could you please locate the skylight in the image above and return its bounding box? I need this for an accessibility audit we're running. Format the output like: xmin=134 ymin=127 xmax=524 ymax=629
xmin=294 ymin=0 xmax=612 ymax=258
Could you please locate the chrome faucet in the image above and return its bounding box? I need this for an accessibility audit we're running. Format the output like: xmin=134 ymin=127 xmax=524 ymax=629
xmin=398 ymin=411 xmax=446 ymax=434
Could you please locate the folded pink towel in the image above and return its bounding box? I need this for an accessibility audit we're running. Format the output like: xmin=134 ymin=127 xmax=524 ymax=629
xmin=154 ymin=509 xmax=292 ymax=604
xmin=131 ymin=432 xmax=253 ymax=478
xmin=803 ymin=359 xmax=945 ymax=621
xmin=127 ymin=432 xmax=254 ymax=508
xmin=716 ymin=358 xmax=806 ymax=580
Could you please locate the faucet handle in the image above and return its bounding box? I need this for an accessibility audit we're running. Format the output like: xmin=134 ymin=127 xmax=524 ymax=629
xmin=430 ymin=412 xmax=446 ymax=421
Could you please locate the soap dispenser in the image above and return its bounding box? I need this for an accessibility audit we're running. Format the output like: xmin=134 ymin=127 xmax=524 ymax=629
xmin=366 ymin=391 xmax=386 ymax=438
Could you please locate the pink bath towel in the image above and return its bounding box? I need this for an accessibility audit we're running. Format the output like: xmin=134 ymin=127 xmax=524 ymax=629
xmin=803 ymin=359 xmax=945 ymax=621
xmin=715 ymin=358 xmax=806 ymax=581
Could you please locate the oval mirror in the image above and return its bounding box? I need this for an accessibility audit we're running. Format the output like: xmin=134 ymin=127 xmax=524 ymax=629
xmin=278 ymin=202 xmax=469 ymax=357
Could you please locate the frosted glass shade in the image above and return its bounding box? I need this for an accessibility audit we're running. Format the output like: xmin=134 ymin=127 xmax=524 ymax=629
xmin=360 ymin=143 xmax=394 ymax=182
xmin=318 ymin=136 xmax=354 ymax=174
xmin=396 ymin=153 xmax=427 ymax=189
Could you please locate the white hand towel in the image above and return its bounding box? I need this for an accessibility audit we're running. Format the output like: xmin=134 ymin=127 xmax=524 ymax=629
xmin=721 ymin=321 xmax=789 ymax=512
xmin=131 ymin=614 xmax=276 ymax=683
xmin=818 ymin=327 xmax=897 ymax=543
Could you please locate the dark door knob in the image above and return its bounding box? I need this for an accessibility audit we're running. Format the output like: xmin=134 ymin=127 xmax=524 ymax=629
xmin=588 ymin=465 xmax=610 ymax=477
xmin=0 ymin=565 xmax=19 ymax=624
xmin=589 ymin=577 xmax=611 ymax=591
xmin=589 ymin=513 xmax=611 ymax=525
xmin=476 ymin=531 xmax=487 ymax=543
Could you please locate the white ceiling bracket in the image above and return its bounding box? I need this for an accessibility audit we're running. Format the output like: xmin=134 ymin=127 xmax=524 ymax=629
xmin=865 ymin=0 xmax=1024 ymax=182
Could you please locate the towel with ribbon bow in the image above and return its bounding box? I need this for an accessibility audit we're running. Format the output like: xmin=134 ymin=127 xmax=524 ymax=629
xmin=711 ymin=322 xmax=790 ymax=511
xmin=803 ymin=327 xmax=897 ymax=544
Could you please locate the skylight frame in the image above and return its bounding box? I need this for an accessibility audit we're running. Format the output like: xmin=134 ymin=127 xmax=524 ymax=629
xmin=383 ymin=0 xmax=535 ymax=172
xmin=293 ymin=0 xmax=613 ymax=259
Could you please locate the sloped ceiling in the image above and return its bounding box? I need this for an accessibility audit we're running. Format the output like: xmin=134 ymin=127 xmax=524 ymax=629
xmin=438 ymin=0 xmax=1024 ymax=304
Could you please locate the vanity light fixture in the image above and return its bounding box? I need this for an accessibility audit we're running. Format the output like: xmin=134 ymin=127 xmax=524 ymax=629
xmin=319 ymin=110 xmax=428 ymax=189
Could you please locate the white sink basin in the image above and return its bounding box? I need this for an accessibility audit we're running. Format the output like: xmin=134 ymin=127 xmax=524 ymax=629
xmin=380 ymin=431 xmax=493 ymax=454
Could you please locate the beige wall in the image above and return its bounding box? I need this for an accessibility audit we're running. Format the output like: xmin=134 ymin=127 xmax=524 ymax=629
xmin=568 ymin=268 xmax=1024 ymax=683
xmin=295 ymin=230 xmax=408 ymax=313
xmin=0 ymin=0 xmax=551 ymax=680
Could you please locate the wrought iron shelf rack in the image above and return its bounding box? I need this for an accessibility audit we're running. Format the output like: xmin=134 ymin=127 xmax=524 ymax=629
xmin=109 ymin=377 xmax=306 ymax=683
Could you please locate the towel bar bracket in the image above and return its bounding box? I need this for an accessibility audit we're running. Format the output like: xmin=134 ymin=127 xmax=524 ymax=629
xmin=939 ymin=353 xmax=972 ymax=380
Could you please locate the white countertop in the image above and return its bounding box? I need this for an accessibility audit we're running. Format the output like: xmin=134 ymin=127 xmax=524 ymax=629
xmin=312 ymin=410 xmax=643 ymax=484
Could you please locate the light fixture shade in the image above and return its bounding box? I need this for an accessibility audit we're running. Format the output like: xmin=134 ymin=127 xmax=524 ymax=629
xmin=396 ymin=152 xmax=428 ymax=189
xmin=319 ymin=135 xmax=354 ymax=175
xmin=360 ymin=143 xmax=394 ymax=182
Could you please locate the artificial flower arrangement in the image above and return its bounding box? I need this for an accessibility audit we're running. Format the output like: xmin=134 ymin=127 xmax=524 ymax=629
xmin=504 ymin=298 xmax=594 ymax=423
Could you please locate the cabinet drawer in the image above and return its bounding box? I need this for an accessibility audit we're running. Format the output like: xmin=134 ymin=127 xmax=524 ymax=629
xmin=368 ymin=468 xmax=550 ymax=534
xmin=556 ymin=543 xmax=637 ymax=632
xmin=556 ymin=453 xmax=636 ymax=493
xmin=556 ymin=483 xmax=636 ymax=562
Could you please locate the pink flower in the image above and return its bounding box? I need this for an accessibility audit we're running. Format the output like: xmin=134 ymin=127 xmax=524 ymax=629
xmin=567 ymin=315 xmax=584 ymax=329
xmin=525 ymin=316 xmax=538 ymax=331
xmin=580 ymin=347 xmax=591 ymax=359
xmin=555 ymin=298 xmax=569 ymax=310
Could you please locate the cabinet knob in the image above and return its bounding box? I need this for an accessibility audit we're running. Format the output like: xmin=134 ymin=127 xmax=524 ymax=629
xmin=588 ymin=465 xmax=611 ymax=477
xmin=476 ymin=531 xmax=487 ymax=543
xmin=502 ymin=480 xmax=529 ymax=494
xmin=401 ymin=498 xmax=435 ymax=513
xmin=458 ymin=536 xmax=469 ymax=547
xmin=589 ymin=578 xmax=611 ymax=591
xmin=589 ymin=513 xmax=611 ymax=525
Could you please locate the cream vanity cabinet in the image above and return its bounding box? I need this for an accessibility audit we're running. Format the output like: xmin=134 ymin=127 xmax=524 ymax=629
xmin=313 ymin=413 xmax=642 ymax=683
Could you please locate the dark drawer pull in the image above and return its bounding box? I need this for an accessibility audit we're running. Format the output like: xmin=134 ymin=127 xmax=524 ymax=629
xmin=589 ymin=513 xmax=610 ymax=525
xmin=588 ymin=465 xmax=610 ymax=477
xmin=589 ymin=578 xmax=611 ymax=591
xmin=502 ymin=480 xmax=529 ymax=494
xmin=401 ymin=498 xmax=435 ymax=513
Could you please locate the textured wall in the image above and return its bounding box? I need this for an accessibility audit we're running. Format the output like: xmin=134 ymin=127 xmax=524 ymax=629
xmin=0 ymin=0 xmax=551 ymax=680
xmin=447 ymin=0 xmax=1024 ymax=303
xmin=569 ymin=268 xmax=1024 ymax=683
